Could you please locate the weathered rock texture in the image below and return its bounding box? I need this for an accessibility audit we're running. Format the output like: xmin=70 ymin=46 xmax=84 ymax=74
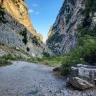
xmin=69 ymin=77 xmax=94 ymax=90
xmin=0 ymin=8 xmax=52 ymax=58
xmin=68 ymin=64 xmax=96 ymax=90
xmin=0 ymin=0 xmax=43 ymax=41
xmin=47 ymin=0 xmax=94 ymax=54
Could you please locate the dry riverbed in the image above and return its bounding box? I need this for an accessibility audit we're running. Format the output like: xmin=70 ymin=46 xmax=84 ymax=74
xmin=0 ymin=61 xmax=96 ymax=96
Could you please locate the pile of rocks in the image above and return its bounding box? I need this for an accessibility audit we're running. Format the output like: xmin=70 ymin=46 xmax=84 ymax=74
xmin=67 ymin=64 xmax=96 ymax=90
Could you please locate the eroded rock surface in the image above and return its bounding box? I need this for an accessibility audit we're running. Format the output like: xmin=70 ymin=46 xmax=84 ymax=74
xmin=69 ymin=77 xmax=94 ymax=90
xmin=0 ymin=8 xmax=52 ymax=58
xmin=47 ymin=0 xmax=96 ymax=54
xmin=0 ymin=0 xmax=43 ymax=41
xmin=68 ymin=64 xmax=96 ymax=90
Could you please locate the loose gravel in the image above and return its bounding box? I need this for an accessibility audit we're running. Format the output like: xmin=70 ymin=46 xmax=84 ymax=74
xmin=0 ymin=61 xmax=95 ymax=96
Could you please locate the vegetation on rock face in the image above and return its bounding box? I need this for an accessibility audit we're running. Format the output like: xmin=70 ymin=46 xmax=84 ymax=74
xmin=0 ymin=54 xmax=15 ymax=67
xmin=20 ymin=28 xmax=28 ymax=45
xmin=0 ymin=59 xmax=12 ymax=67
xmin=48 ymin=31 xmax=61 ymax=43
xmin=0 ymin=8 xmax=7 ymax=24
xmin=60 ymin=0 xmax=96 ymax=74
xmin=83 ymin=0 xmax=96 ymax=28
xmin=32 ymin=36 xmax=40 ymax=46
xmin=26 ymin=47 xmax=30 ymax=51
xmin=0 ymin=45 xmax=31 ymax=67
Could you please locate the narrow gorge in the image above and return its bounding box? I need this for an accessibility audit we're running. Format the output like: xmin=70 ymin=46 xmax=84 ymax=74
xmin=0 ymin=0 xmax=96 ymax=96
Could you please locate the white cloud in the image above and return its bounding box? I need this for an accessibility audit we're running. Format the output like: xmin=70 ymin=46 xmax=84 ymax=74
xmin=28 ymin=9 xmax=34 ymax=13
xmin=36 ymin=12 xmax=39 ymax=15
xmin=32 ymin=4 xmax=38 ymax=7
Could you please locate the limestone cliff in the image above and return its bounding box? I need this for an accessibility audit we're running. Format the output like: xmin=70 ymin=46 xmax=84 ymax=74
xmin=0 ymin=0 xmax=43 ymax=41
xmin=47 ymin=0 xmax=96 ymax=54
xmin=37 ymin=33 xmax=43 ymax=41
xmin=47 ymin=0 xmax=86 ymax=54
xmin=0 ymin=7 xmax=52 ymax=57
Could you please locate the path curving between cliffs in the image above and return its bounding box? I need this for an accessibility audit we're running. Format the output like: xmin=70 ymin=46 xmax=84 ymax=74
xmin=0 ymin=61 xmax=95 ymax=96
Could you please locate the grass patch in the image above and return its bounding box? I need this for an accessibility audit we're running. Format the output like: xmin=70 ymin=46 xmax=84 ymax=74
xmin=0 ymin=60 xmax=12 ymax=67
xmin=39 ymin=60 xmax=61 ymax=67
xmin=27 ymin=58 xmax=39 ymax=63
xmin=0 ymin=53 xmax=24 ymax=67
xmin=0 ymin=58 xmax=12 ymax=67
xmin=1 ymin=54 xmax=24 ymax=61
xmin=26 ymin=55 xmax=63 ymax=67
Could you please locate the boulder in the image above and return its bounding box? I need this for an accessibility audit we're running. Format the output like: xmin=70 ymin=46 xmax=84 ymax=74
xmin=70 ymin=64 xmax=96 ymax=84
xmin=67 ymin=64 xmax=96 ymax=90
xmin=53 ymin=67 xmax=60 ymax=72
xmin=69 ymin=77 xmax=94 ymax=90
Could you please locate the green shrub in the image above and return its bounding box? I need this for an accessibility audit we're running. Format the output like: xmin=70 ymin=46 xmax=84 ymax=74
xmin=77 ymin=25 xmax=96 ymax=38
xmin=0 ymin=59 xmax=12 ymax=67
xmin=22 ymin=37 xmax=28 ymax=45
xmin=1 ymin=54 xmax=15 ymax=60
xmin=61 ymin=56 xmax=72 ymax=73
xmin=27 ymin=57 xmax=38 ymax=63
xmin=32 ymin=36 xmax=40 ymax=46
xmin=20 ymin=28 xmax=28 ymax=45
xmin=26 ymin=47 xmax=30 ymax=51
xmin=0 ymin=54 xmax=23 ymax=61
xmin=61 ymin=37 xmax=96 ymax=74
xmin=43 ymin=52 xmax=50 ymax=58
xmin=82 ymin=0 xmax=96 ymax=27
xmin=0 ymin=8 xmax=7 ymax=24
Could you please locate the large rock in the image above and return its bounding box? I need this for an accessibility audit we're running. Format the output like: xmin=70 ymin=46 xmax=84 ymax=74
xmin=69 ymin=77 xmax=94 ymax=90
xmin=67 ymin=64 xmax=96 ymax=90
xmin=76 ymin=64 xmax=96 ymax=84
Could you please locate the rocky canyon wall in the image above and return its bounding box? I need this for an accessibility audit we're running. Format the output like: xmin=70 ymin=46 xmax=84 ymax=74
xmin=0 ymin=1 xmax=52 ymax=57
xmin=47 ymin=0 xmax=85 ymax=54
xmin=0 ymin=0 xmax=43 ymax=41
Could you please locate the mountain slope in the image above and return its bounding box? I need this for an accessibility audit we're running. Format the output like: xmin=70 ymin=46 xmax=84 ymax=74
xmin=0 ymin=7 xmax=52 ymax=58
xmin=47 ymin=0 xmax=96 ymax=54
xmin=0 ymin=0 xmax=43 ymax=41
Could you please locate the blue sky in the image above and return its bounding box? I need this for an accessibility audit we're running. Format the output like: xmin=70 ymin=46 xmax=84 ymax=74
xmin=25 ymin=0 xmax=63 ymax=41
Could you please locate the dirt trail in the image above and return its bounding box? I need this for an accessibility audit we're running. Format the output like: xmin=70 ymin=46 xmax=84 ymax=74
xmin=0 ymin=61 xmax=95 ymax=96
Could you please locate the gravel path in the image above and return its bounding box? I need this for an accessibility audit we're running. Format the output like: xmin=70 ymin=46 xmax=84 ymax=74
xmin=0 ymin=61 xmax=95 ymax=96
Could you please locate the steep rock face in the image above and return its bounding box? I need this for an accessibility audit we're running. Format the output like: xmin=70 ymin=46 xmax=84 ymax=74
xmin=47 ymin=0 xmax=85 ymax=54
xmin=37 ymin=33 xmax=43 ymax=41
xmin=0 ymin=0 xmax=43 ymax=41
xmin=0 ymin=8 xmax=52 ymax=57
xmin=47 ymin=26 xmax=53 ymax=41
